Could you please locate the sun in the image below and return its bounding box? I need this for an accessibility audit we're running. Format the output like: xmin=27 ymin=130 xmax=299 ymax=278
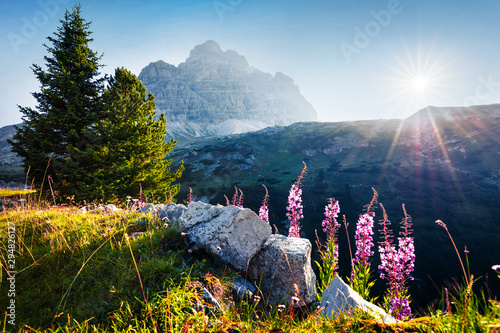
xmin=411 ymin=75 xmax=428 ymax=92
xmin=397 ymin=66 xmax=436 ymax=99
xmin=381 ymin=42 xmax=457 ymax=113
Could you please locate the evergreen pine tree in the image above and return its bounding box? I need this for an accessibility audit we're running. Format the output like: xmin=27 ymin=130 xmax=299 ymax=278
xmin=9 ymin=4 xmax=104 ymax=197
xmin=82 ymin=67 xmax=184 ymax=203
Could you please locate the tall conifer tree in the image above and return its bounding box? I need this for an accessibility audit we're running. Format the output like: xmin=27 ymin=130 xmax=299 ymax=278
xmin=9 ymin=4 xmax=104 ymax=197
xmin=10 ymin=5 xmax=183 ymax=203
xmin=82 ymin=67 xmax=184 ymax=202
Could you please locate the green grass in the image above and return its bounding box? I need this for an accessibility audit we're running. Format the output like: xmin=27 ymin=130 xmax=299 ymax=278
xmin=0 ymin=188 xmax=37 ymax=198
xmin=1 ymin=201 xmax=499 ymax=332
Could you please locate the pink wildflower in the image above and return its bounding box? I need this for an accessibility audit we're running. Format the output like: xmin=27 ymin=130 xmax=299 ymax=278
xmin=322 ymin=198 xmax=341 ymax=274
xmin=226 ymin=187 xmax=244 ymax=208
xmin=353 ymin=212 xmax=375 ymax=267
xmin=286 ymin=183 xmax=303 ymax=237
xmin=259 ymin=185 xmax=270 ymax=224
xmin=186 ymin=187 xmax=194 ymax=204
xmin=287 ymin=162 xmax=307 ymax=237
xmin=378 ymin=204 xmax=415 ymax=321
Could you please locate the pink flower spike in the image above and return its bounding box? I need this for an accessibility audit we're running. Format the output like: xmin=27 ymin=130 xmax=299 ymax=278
xmin=287 ymin=162 xmax=307 ymax=237
xmin=259 ymin=185 xmax=270 ymax=224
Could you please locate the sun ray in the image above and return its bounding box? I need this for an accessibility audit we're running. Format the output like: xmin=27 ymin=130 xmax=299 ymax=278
xmin=419 ymin=107 xmax=467 ymax=205
xmin=375 ymin=39 xmax=471 ymax=205
xmin=377 ymin=119 xmax=405 ymax=186
xmin=380 ymin=37 xmax=459 ymax=117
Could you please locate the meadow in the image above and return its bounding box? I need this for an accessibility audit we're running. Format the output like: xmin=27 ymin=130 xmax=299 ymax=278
xmin=0 ymin=188 xmax=499 ymax=332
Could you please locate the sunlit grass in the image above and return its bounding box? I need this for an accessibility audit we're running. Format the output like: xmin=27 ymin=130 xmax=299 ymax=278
xmin=0 ymin=195 xmax=499 ymax=332
xmin=0 ymin=188 xmax=37 ymax=198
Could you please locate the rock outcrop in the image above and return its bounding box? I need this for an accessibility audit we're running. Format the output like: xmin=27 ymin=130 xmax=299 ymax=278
xmin=157 ymin=203 xmax=188 ymax=228
xmin=0 ymin=125 xmax=21 ymax=168
xmin=160 ymin=202 xmax=271 ymax=271
xmin=138 ymin=40 xmax=317 ymax=141
xmin=320 ymin=275 xmax=397 ymax=324
xmin=247 ymin=234 xmax=316 ymax=307
xmin=152 ymin=202 xmax=317 ymax=306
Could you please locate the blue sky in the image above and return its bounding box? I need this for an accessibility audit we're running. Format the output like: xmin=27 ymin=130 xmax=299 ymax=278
xmin=2 ymin=0 xmax=500 ymax=127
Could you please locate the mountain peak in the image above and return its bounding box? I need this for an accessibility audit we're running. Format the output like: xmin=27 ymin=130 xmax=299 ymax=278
xmin=138 ymin=41 xmax=317 ymax=139
xmin=185 ymin=40 xmax=250 ymax=70
xmin=188 ymin=40 xmax=223 ymax=59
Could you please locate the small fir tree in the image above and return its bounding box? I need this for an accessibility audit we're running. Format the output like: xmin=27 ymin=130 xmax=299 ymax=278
xmin=82 ymin=67 xmax=184 ymax=202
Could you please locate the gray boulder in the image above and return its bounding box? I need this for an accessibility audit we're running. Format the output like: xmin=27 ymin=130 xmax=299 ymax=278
xmin=182 ymin=202 xmax=272 ymax=271
xmin=231 ymin=276 xmax=257 ymax=301
xmin=181 ymin=202 xmax=225 ymax=230
xmin=157 ymin=203 xmax=188 ymax=226
xmin=247 ymin=234 xmax=317 ymax=306
xmin=320 ymin=275 xmax=397 ymax=324
xmin=74 ymin=204 xmax=121 ymax=214
xmin=73 ymin=206 xmax=87 ymax=214
xmin=138 ymin=203 xmax=156 ymax=213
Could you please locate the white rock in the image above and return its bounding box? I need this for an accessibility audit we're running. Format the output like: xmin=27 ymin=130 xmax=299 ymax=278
xmin=181 ymin=201 xmax=225 ymax=230
xmin=184 ymin=202 xmax=271 ymax=270
xmin=104 ymin=204 xmax=120 ymax=212
xmin=320 ymin=275 xmax=397 ymax=324
xmin=74 ymin=206 xmax=87 ymax=214
xmin=128 ymin=232 xmax=145 ymax=239
xmin=247 ymin=234 xmax=317 ymax=306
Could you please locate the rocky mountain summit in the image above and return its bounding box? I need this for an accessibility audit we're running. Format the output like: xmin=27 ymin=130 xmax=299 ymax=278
xmin=0 ymin=124 xmax=22 ymax=185
xmin=138 ymin=40 xmax=317 ymax=142
xmin=0 ymin=125 xmax=19 ymax=165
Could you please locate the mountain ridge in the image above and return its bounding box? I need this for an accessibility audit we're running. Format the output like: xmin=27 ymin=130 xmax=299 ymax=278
xmin=138 ymin=40 xmax=317 ymax=141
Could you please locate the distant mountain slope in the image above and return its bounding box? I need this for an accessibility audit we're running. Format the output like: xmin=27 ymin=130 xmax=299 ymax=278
xmin=138 ymin=40 xmax=317 ymax=142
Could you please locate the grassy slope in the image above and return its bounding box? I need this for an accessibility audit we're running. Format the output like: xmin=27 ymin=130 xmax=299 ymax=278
xmin=0 ymin=203 xmax=499 ymax=332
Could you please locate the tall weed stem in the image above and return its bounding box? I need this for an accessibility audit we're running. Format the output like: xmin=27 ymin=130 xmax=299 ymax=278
xmin=436 ymin=220 xmax=469 ymax=285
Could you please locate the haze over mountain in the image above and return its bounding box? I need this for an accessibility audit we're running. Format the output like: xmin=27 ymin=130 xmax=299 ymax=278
xmin=138 ymin=40 xmax=317 ymax=142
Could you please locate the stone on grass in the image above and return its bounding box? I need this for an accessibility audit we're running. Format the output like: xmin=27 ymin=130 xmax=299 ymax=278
xmin=74 ymin=206 xmax=87 ymax=214
xmin=247 ymin=234 xmax=316 ymax=306
xmin=199 ymin=287 xmax=222 ymax=311
xmin=320 ymin=275 xmax=397 ymax=324
xmin=231 ymin=276 xmax=257 ymax=301
xmin=104 ymin=204 xmax=120 ymax=212
xmin=181 ymin=202 xmax=225 ymax=230
xmin=128 ymin=232 xmax=145 ymax=239
xmin=138 ymin=203 xmax=156 ymax=213
xmin=157 ymin=203 xmax=188 ymax=227
xmin=182 ymin=202 xmax=272 ymax=270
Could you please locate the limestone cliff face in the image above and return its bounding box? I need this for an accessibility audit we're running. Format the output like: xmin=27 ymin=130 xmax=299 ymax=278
xmin=138 ymin=40 xmax=317 ymax=131
xmin=0 ymin=125 xmax=21 ymax=167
